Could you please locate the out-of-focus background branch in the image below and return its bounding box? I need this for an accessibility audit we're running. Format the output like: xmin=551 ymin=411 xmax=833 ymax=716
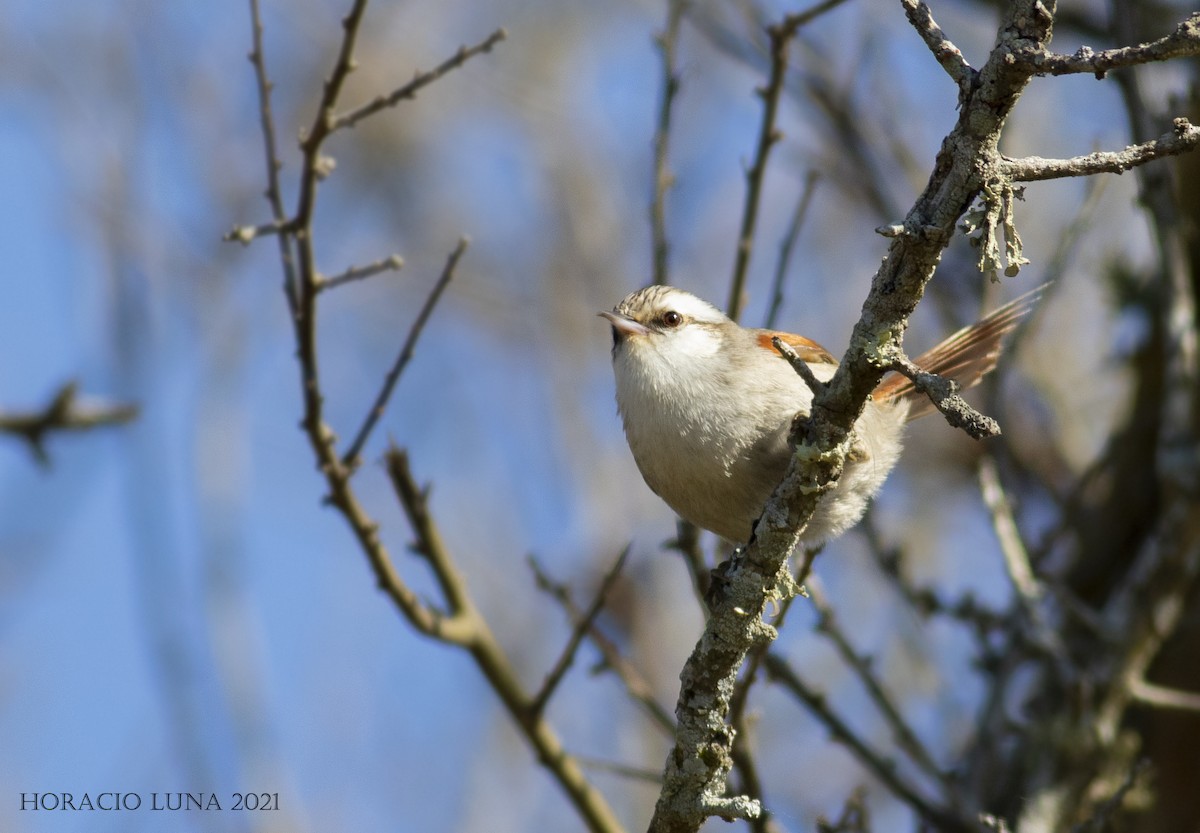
xmin=2 ymin=0 xmax=1199 ymax=831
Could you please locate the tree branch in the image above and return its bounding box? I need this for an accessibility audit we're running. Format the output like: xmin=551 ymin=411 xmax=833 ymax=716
xmin=0 ymin=382 xmax=138 ymax=466
xmin=726 ymin=12 xmax=810 ymax=321
xmin=1002 ymin=118 xmax=1200 ymax=182
xmin=315 ymin=253 xmax=404 ymax=292
xmin=341 ymin=239 xmax=466 ymax=469
xmin=900 ymin=0 xmax=976 ymax=91
xmin=329 ymin=28 xmax=508 ymax=133
xmin=528 ymin=546 xmax=631 ymax=719
xmin=650 ymin=0 xmax=687 ymax=286
xmin=1017 ymin=12 xmax=1200 ymax=78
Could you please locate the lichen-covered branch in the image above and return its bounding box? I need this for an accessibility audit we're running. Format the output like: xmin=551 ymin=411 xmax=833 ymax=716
xmin=1002 ymin=118 xmax=1200 ymax=182
xmin=1017 ymin=12 xmax=1200 ymax=77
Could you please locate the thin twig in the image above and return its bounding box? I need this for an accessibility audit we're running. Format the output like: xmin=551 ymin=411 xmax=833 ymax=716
xmin=342 ymin=238 xmax=467 ymax=469
xmin=650 ymin=0 xmax=688 ymax=286
xmin=977 ymin=457 xmax=1040 ymax=604
xmin=887 ymin=353 xmax=1000 ymax=439
xmin=244 ymin=0 xmax=298 ymax=316
xmin=772 ymin=335 xmax=828 ymax=397
xmin=316 ymin=253 xmax=404 ymax=292
xmin=806 ymin=579 xmax=952 ymax=791
xmin=330 ymin=29 xmax=508 ymax=132
xmin=764 ymin=170 xmax=819 ymax=330
xmin=384 ymin=448 xmax=628 ymax=833
xmin=224 ymin=219 xmax=288 ymax=246
xmin=530 ymin=554 xmax=676 ymax=736
xmin=529 ymin=546 xmax=632 ymax=718
xmin=726 ymin=14 xmax=807 ymax=321
xmin=764 ymin=654 xmax=972 ymax=832
xmin=576 ymin=756 xmax=664 ymax=784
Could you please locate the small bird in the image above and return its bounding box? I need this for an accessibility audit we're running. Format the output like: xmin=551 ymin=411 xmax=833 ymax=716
xmin=601 ymin=285 xmax=1042 ymax=545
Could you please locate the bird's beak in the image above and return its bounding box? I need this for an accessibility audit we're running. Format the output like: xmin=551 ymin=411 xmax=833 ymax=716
xmin=599 ymin=310 xmax=651 ymax=339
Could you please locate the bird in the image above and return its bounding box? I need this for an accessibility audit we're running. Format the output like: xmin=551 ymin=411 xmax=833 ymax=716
xmin=601 ymin=284 xmax=1042 ymax=545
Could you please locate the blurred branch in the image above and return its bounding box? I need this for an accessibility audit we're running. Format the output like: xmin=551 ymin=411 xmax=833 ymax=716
xmin=530 ymin=552 xmax=676 ymax=736
xmin=727 ymin=9 xmax=825 ymax=321
xmin=385 ymin=449 xmax=627 ymax=833
xmin=0 ymin=381 xmax=138 ymax=466
xmin=330 ymin=28 xmax=508 ymax=133
xmin=1129 ymin=678 xmax=1200 ymax=712
xmin=315 ymin=253 xmax=404 ymax=293
xmin=244 ymin=0 xmax=299 ymax=316
xmin=764 ymin=653 xmax=971 ymax=831
xmin=527 ymin=546 xmax=631 ymax=719
xmin=806 ymin=579 xmax=952 ymax=792
xmin=341 ymin=239 xmax=466 ymax=469
xmin=650 ymin=0 xmax=687 ymax=286
xmin=764 ymin=169 xmax=819 ymax=330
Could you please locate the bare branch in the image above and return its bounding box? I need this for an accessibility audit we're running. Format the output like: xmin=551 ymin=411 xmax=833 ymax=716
xmin=383 ymin=449 xmax=628 ymax=833
xmin=977 ymin=457 xmax=1040 ymax=604
xmin=900 ymin=0 xmax=976 ymax=90
xmin=727 ymin=13 xmax=808 ymax=321
xmin=887 ymin=353 xmax=1000 ymax=439
xmin=223 ymin=219 xmax=288 ymax=246
xmin=530 ymin=553 xmax=676 ymax=736
xmin=1002 ymin=118 xmax=1200 ymax=182
xmin=576 ymin=756 xmax=664 ymax=784
xmin=1018 ymin=13 xmax=1200 ymax=78
xmin=0 ymin=382 xmax=138 ymax=466
xmin=330 ymin=29 xmax=508 ymax=133
xmin=771 ymin=335 xmax=828 ymax=398
xmin=315 ymin=253 xmax=404 ymax=293
xmin=342 ymin=238 xmax=467 ymax=469
xmin=764 ymin=654 xmax=971 ymax=832
xmin=806 ymin=579 xmax=952 ymax=790
xmin=242 ymin=0 xmax=300 ymax=315
xmin=764 ymin=170 xmax=819 ymax=330
xmin=650 ymin=0 xmax=687 ymax=286
xmin=528 ymin=546 xmax=631 ymax=718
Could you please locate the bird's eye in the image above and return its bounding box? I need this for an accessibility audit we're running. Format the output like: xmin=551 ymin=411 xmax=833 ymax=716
xmin=660 ymin=310 xmax=683 ymax=328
